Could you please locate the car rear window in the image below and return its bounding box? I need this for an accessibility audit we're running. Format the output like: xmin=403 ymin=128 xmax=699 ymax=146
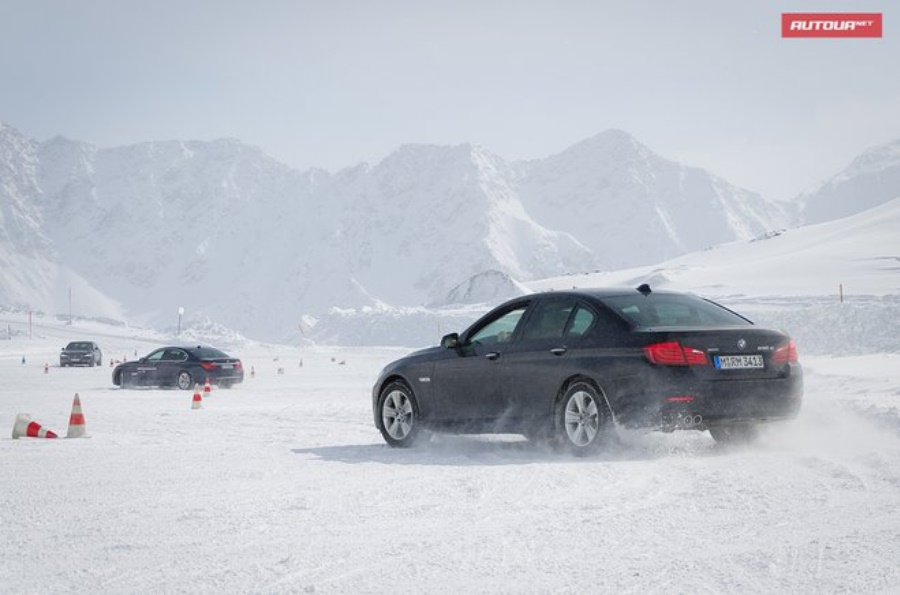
xmin=192 ymin=347 xmax=230 ymax=359
xmin=601 ymin=293 xmax=751 ymax=328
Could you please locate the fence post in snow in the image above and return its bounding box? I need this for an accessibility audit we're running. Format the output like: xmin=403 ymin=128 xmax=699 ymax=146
xmin=839 ymin=283 xmax=843 ymax=303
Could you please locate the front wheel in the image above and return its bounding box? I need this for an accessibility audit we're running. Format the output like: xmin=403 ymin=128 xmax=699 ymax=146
xmin=377 ymin=381 xmax=421 ymax=448
xmin=554 ymin=380 xmax=613 ymax=455
xmin=176 ymin=371 xmax=193 ymax=390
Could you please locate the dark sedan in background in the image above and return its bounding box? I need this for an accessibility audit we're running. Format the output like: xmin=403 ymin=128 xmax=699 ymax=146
xmin=372 ymin=285 xmax=803 ymax=454
xmin=113 ymin=345 xmax=244 ymax=389
xmin=60 ymin=341 xmax=103 ymax=367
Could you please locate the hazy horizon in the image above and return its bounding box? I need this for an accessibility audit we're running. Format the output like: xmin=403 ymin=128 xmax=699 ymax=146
xmin=2 ymin=0 xmax=898 ymax=201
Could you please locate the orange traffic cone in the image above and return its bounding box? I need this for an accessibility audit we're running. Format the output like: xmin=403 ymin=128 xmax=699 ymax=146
xmin=192 ymin=384 xmax=203 ymax=410
xmin=12 ymin=413 xmax=58 ymax=439
xmin=66 ymin=393 xmax=88 ymax=438
xmin=203 ymin=378 xmax=212 ymax=398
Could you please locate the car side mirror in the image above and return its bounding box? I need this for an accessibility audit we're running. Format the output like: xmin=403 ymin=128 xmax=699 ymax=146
xmin=441 ymin=333 xmax=460 ymax=349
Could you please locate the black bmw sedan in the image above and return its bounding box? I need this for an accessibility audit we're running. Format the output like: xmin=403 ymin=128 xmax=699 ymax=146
xmin=112 ymin=345 xmax=244 ymax=390
xmin=372 ymin=285 xmax=802 ymax=453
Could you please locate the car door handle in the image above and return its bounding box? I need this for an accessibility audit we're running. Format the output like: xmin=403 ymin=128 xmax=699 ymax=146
xmin=485 ymin=352 xmax=501 ymax=361
xmin=550 ymin=347 xmax=567 ymax=356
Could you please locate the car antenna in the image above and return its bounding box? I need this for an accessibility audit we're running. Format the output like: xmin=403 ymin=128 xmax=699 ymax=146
xmin=636 ymin=283 xmax=652 ymax=296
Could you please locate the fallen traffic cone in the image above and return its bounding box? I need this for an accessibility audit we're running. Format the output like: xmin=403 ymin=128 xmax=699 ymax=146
xmin=192 ymin=384 xmax=203 ymax=410
xmin=203 ymin=378 xmax=212 ymax=398
xmin=12 ymin=413 xmax=58 ymax=439
xmin=66 ymin=393 xmax=88 ymax=438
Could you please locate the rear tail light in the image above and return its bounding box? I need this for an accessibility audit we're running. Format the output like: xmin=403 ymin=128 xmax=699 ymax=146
xmin=200 ymin=361 xmax=216 ymax=371
xmin=666 ymin=395 xmax=695 ymax=403
xmin=235 ymin=361 xmax=243 ymax=371
xmin=772 ymin=339 xmax=799 ymax=365
xmin=643 ymin=342 xmax=708 ymax=366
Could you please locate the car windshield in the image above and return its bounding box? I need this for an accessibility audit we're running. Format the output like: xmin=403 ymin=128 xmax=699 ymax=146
xmin=601 ymin=293 xmax=751 ymax=328
xmin=67 ymin=342 xmax=92 ymax=350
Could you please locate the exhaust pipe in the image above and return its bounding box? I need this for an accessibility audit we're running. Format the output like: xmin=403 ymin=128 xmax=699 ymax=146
xmin=677 ymin=414 xmax=704 ymax=428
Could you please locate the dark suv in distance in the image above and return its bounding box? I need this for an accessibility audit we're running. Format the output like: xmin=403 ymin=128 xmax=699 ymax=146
xmin=60 ymin=341 xmax=103 ymax=367
xmin=373 ymin=285 xmax=803 ymax=454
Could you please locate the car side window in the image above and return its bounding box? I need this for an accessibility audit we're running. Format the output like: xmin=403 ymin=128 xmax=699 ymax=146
xmin=521 ymin=299 xmax=575 ymax=341
xmin=162 ymin=349 xmax=187 ymax=361
xmin=567 ymin=306 xmax=596 ymax=338
xmin=469 ymin=306 xmax=527 ymax=346
xmin=146 ymin=350 xmax=165 ymax=362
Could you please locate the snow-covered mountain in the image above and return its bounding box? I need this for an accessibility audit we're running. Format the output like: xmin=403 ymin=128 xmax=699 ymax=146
xmin=323 ymin=144 xmax=594 ymax=306
xmin=514 ymin=130 xmax=788 ymax=269
xmin=0 ymin=123 xmax=122 ymax=319
xmin=32 ymin=136 xmax=597 ymax=339
xmin=799 ymin=138 xmax=900 ymax=224
xmin=0 ymin=120 xmax=834 ymax=342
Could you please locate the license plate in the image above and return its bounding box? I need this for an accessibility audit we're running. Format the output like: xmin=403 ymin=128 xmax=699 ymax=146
xmin=221 ymin=364 xmax=233 ymax=370
xmin=714 ymin=355 xmax=764 ymax=370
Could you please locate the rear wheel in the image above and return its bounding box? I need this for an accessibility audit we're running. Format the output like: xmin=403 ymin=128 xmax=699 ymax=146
xmin=176 ymin=371 xmax=193 ymax=390
xmin=554 ymin=380 xmax=613 ymax=455
xmin=377 ymin=381 xmax=421 ymax=448
xmin=709 ymin=424 xmax=759 ymax=445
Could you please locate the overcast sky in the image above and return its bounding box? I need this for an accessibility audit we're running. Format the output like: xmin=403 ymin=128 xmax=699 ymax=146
xmin=2 ymin=0 xmax=898 ymax=201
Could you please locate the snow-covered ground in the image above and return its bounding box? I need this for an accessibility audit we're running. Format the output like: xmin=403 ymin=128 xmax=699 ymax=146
xmin=2 ymin=317 xmax=899 ymax=593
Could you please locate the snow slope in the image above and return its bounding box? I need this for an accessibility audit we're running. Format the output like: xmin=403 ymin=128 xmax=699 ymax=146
xmin=313 ymin=197 xmax=900 ymax=349
xmin=535 ymin=195 xmax=900 ymax=299
xmin=1 ymin=318 xmax=899 ymax=593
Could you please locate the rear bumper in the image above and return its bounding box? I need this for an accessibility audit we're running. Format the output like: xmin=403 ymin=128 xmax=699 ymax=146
xmin=215 ymin=372 xmax=244 ymax=384
xmin=615 ymin=364 xmax=803 ymax=429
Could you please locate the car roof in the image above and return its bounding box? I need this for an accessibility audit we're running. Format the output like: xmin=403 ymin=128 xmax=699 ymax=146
xmin=527 ymin=285 xmax=682 ymax=301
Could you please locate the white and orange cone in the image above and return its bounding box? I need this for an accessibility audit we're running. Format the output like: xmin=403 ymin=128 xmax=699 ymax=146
xmin=66 ymin=393 xmax=88 ymax=438
xmin=12 ymin=413 xmax=58 ymax=439
xmin=192 ymin=384 xmax=203 ymax=410
xmin=203 ymin=378 xmax=212 ymax=399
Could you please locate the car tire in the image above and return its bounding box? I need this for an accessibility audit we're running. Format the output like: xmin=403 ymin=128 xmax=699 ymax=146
xmin=176 ymin=371 xmax=193 ymax=391
xmin=553 ymin=380 xmax=612 ymax=455
xmin=377 ymin=381 xmax=421 ymax=448
xmin=709 ymin=424 xmax=759 ymax=445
